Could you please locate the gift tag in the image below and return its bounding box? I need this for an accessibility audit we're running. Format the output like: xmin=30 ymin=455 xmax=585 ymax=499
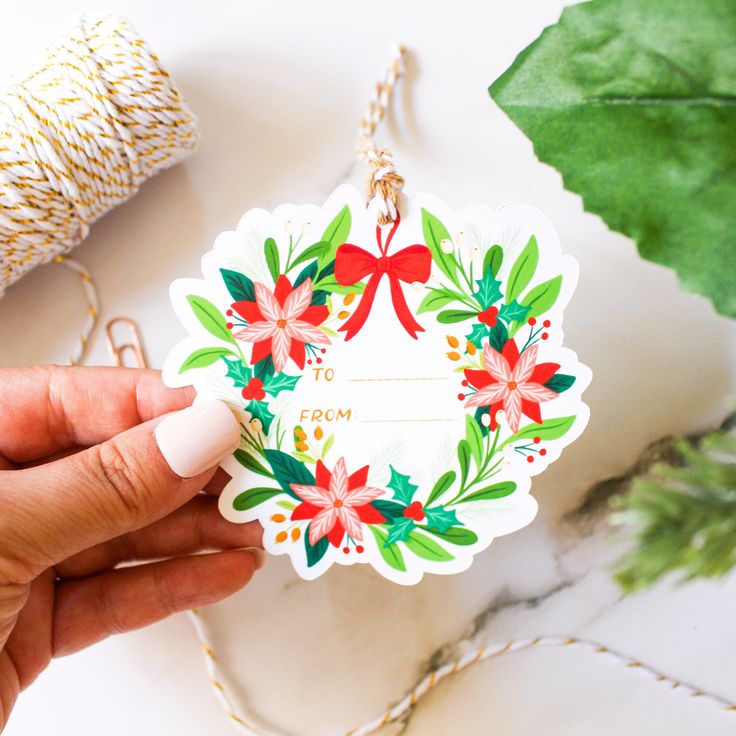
xmin=162 ymin=184 xmax=591 ymax=584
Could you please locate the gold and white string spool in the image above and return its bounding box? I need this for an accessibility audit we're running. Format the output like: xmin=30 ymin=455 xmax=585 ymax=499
xmin=0 ymin=12 xmax=199 ymax=364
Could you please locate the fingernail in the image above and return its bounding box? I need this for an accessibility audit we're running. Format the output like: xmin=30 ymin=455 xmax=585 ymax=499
xmin=246 ymin=547 xmax=266 ymax=570
xmin=155 ymin=400 xmax=240 ymax=478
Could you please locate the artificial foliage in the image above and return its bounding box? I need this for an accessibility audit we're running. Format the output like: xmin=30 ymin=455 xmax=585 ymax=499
xmin=612 ymin=428 xmax=736 ymax=592
xmin=489 ymin=0 xmax=736 ymax=318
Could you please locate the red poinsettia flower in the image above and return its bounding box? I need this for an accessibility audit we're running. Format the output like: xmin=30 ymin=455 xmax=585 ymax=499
xmin=464 ymin=339 xmax=559 ymax=433
xmin=231 ymin=275 xmax=329 ymax=373
xmin=290 ymin=458 xmax=386 ymax=547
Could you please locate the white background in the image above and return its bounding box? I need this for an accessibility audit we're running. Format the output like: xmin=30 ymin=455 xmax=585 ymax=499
xmin=2 ymin=1 xmax=736 ymax=735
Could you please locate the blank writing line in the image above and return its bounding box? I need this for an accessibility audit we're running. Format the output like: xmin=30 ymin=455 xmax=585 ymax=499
xmin=349 ymin=377 xmax=448 ymax=382
xmin=360 ymin=418 xmax=457 ymax=423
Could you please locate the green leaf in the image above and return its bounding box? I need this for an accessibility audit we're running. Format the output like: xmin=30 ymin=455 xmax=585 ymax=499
xmin=521 ymin=275 xmax=562 ymax=318
xmin=313 ymin=275 xmax=365 ymax=296
xmin=263 ymin=372 xmax=300 ymax=396
xmin=387 ymin=466 xmax=419 ymax=505
xmin=223 ymin=356 xmax=252 ymax=387
xmin=276 ymin=500 xmax=296 ymax=511
xmin=487 ymin=320 xmax=509 ymax=353
xmin=474 ymin=406 xmax=490 ymax=437
xmin=501 ymin=415 xmax=576 ymax=448
xmin=423 ymin=506 xmax=459 ymax=533
xmin=290 ymin=240 xmax=330 ymax=270
xmin=484 ymin=245 xmax=503 ymax=277
xmin=489 ymin=0 xmax=736 ymax=319
xmin=458 ymin=481 xmax=517 ymax=504
xmin=405 ymin=530 xmax=454 ymax=562
xmin=371 ymin=499 xmax=407 ymax=520
xmin=246 ymin=400 xmax=275 ymax=435
xmin=234 ymin=449 xmax=273 ymax=478
xmin=417 ymin=288 xmax=458 ymax=314
xmin=319 ymin=206 xmax=352 ymax=266
xmin=457 ymin=440 xmax=471 ymax=487
xmin=466 ymin=322 xmax=489 ymax=349
xmin=186 ymin=295 xmax=236 ymax=345
xmin=264 ymin=449 xmax=314 ymax=497
xmin=264 ymin=237 xmax=280 ymax=283
xmin=369 ymin=526 xmax=407 ymax=572
xmin=179 ymin=347 xmax=235 ymax=373
xmin=427 ymin=526 xmax=479 ymax=546
xmin=305 ymin=533 xmax=329 ymax=568
xmin=472 ymin=269 xmax=503 ymax=309
xmin=253 ymin=355 xmax=275 ymax=381
xmin=465 ymin=415 xmax=484 ymax=468
xmin=499 ymin=299 xmax=531 ymax=324
xmin=385 ymin=516 xmax=416 ymax=545
xmin=506 ymin=236 xmax=539 ymax=303
xmin=426 ymin=471 xmax=457 ymax=506
xmin=437 ymin=309 xmax=477 ymax=324
xmin=233 ymin=487 xmax=282 ymax=511
xmin=220 ymin=269 xmax=255 ymax=302
xmin=544 ymin=373 xmax=576 ymax=394
xmin=321 ymin=434 xmax=335 ymax=459
xmin=293 ymin=260 xmax=318 ymax=288
xmin=421 ymin=209 xmax=459 ymax=285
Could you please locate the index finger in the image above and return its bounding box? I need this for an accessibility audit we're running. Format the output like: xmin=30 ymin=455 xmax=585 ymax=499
xmin=0 ymin=366 xmax=195 ymax=463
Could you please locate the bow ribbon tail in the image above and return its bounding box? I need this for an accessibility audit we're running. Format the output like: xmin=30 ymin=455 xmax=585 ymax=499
xmin=338 ymin=271 xmax=383 ymax=341
xmin=388 ymin=274 xmax=425 ymax=339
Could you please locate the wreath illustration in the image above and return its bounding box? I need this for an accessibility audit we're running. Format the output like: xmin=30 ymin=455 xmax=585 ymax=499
xmin=163 ymin=187 xmax=590 ymax=584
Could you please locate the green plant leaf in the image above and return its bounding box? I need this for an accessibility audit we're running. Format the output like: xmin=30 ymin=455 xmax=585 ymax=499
xmin=293 ymin=260 xmax=318 ymax=288
xmin=506 ymin=236 xmax=539 ymax=303
xmin=234 ymin=449 xmax=273 ymax=478
xmin=290 ymin=240 xmax=330 ymax=270
xmin=372 ymin=499 xmax=407 ymax=520
xmin=253 ymin=355 xmax=275 ymax=381
xmin=472 ymin=269 xmax=503 ymax=309
xmin=499 ymin=299 xmax=531 ymax=325
xmin=369 ymin=526 xmax=407 ymax=572
xmin=544 ymin=373 xmax=576 ymax=394
xmin=521 ymin=275 xmax=562 ymax=318
xmin=417 ymin=288 xmax=458 ymax=314
xmin=220 ymin=269 xmax=255 ymax=302
xmin=466 ymin=322 xmax=489 ymax=349
xmin=319 ymin=206 xmax=352 ymax=266
xmin=421 ymin=209 xmax=459 ymax=285
xmin=305 ymin=533 xmax=329 ymax=568
xmin=385 ymin=516 xmax=416 ymax=545
xmin=426 ymin=470 xmax=457 ymax=506
xmin=313 ymin=275 xmax=365 ymax=296
xmin=264 ymin=449 xmax=314 ymax=497
xmin=263 ymin=372 xmax=300 ymax=396
xmin=465 ymin=415 xmax=484 ymax=468
xmin=457 ymin=481 xmax=517 ymax=504
xmin=487 ymin=320 xmax=509 ymax=352
xmin=489 ymin=0 xmax=736 ymax=318
xmin=501 ymin=415 xmax=576 ymax=449
xmin=186 ymin=295 xmax=236 ymax=344
xmin=437 ymin=309 xmax=477 ymax=324
xmin=223 ymin=356 xmax=252 ymax=387
xmin=427 ymin=526 xmax=479 ymax=546
xmin=405 ymin=530 xmax=455 ymax=562
xmin=457 ymin=440 xmax=471 ymax=487
xmin=233 ymin=487 xmax=283 ymax=511
xmin=246 ymin=400 xmax=275 ymax=435
xmin=423 ymin=506 xmax=459 ymax=533
xmin=264 ymin=237 xmax=280 ymax=283
xmin=387 ymin=466 xmax=419 ymax=505
xmin=179 ymin=347 xmax=235 ymax=373
xmin=484 ymin=245 xmax=503 ymax=277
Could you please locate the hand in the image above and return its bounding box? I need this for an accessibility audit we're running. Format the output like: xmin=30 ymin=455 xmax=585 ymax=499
xmin=0 ymin=366 xmax=262 ymax=730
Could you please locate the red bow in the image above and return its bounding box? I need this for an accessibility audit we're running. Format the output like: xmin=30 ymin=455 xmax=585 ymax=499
xmin=334 ymin=212 xmax=432 ymax=340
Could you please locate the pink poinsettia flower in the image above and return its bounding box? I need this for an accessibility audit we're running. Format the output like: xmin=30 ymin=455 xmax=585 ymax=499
xmin=464 ymin=341 xmax=558 ymax=433
xmin=232 ymin=275 xmax=329 ymax=373
xmin=290 ymin=457 xmax=386 ymax=547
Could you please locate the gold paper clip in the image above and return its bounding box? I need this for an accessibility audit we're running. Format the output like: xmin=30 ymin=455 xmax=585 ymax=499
xmin=105 ymin=317 xmax=147 ymax=369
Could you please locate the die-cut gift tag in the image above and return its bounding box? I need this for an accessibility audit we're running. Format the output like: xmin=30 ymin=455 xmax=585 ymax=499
xmin=162 ymin=185 xmax=591 ymax=584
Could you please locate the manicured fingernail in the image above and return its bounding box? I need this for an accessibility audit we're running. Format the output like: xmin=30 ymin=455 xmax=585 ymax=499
xmin=247 ymin=548 xmax=266 ymax=570
xmin=155 ymin=400 xmax=240 ymax=478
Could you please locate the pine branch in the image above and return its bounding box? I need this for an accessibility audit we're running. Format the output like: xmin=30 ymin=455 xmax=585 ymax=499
xmin=612 ymin=429 xmax=736 ymax=592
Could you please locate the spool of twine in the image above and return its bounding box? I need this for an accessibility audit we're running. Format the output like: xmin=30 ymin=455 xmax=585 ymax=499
xmin=0 ymin=12 xmax=199 ymax=361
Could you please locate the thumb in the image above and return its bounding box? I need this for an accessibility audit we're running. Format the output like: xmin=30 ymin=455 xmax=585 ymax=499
xmin=1 ymin=400 xmax=241 ymax=576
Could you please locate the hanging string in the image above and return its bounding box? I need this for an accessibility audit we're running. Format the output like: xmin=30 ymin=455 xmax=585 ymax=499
xmin=0 ymin=12 xmax=199 ymax=362
xmin=357 ymin=44 xmax=406 ymax=226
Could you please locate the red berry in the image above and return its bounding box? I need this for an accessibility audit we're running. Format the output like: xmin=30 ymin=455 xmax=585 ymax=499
xmin=528 ymin=317 xmax=537 ymax=326
xmin=403 ymin=501 xmax=426 ymax=522
xmin=541 ymin=332 xmax=549 ymax=340
xmin=527 ymin=456 xmax=534 ymax=463
xmin=539 ymin=448 xmax=547 ymax=456
xmin=461 ymin=380 xmax=469 ymax=387
xmin=226 ymin=309 xmax=233 ymax=316
xmin=320 ymin=348 xmax=326 ymax=354
xmin=533 ymin=436 xmax=541 ymax=443
xmin=342 ymin=546 xmax=350 ymax=554
xmin=457 ymin=393 xmax=465 ymax=401
xmin=226 ymin=322 xmax=233 ymax=330
xmin=316 ymin=357 xmax=323 ymax=364
xmin=478 ymin=306 xmax=499 ymax=327
xmin=307 ymin=359 xmax=313 ymax=365
xmin=543 ymin=319 xmax=551 ymax=328
xmin=356 ymin=545 xmax=364 ymax=554
xmin=241 ymin=387 xmax=251 ymax=399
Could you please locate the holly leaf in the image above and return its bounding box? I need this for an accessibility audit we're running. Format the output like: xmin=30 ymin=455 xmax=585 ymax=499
xmin=465 ymin=322 xmax=489 ymax=349
xmin=472 ymin=269 xmax=503 ymax=309
xmin=224 ymin=356 xmax=252 ymax=387
xmin=385 ymin=516 xmax=416 ymax=545
xmin=263 ymin=372 xmax=300 ymax=396
xmin=545 ymin=373 xmax=576 ymax=394
xmin=423 ymin=506 xmax=459 ymax=533
xmin=489 ymin=0 xmax=736 ymax=319
xmin=387 ymin=466 xmax=418 ymax=505
xmin=246 ymin=400 xmax=275 ymax=435
xmin=499 ymin=299 xmax=530 ymax=325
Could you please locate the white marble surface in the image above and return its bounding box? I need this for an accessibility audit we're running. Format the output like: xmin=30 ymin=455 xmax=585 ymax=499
xmin=2 ymin=1 xmax=736 ymax=734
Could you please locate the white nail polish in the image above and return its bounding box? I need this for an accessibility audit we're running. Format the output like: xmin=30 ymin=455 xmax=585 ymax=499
xmin=155 ymin=400 xmax=240 ymax=478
